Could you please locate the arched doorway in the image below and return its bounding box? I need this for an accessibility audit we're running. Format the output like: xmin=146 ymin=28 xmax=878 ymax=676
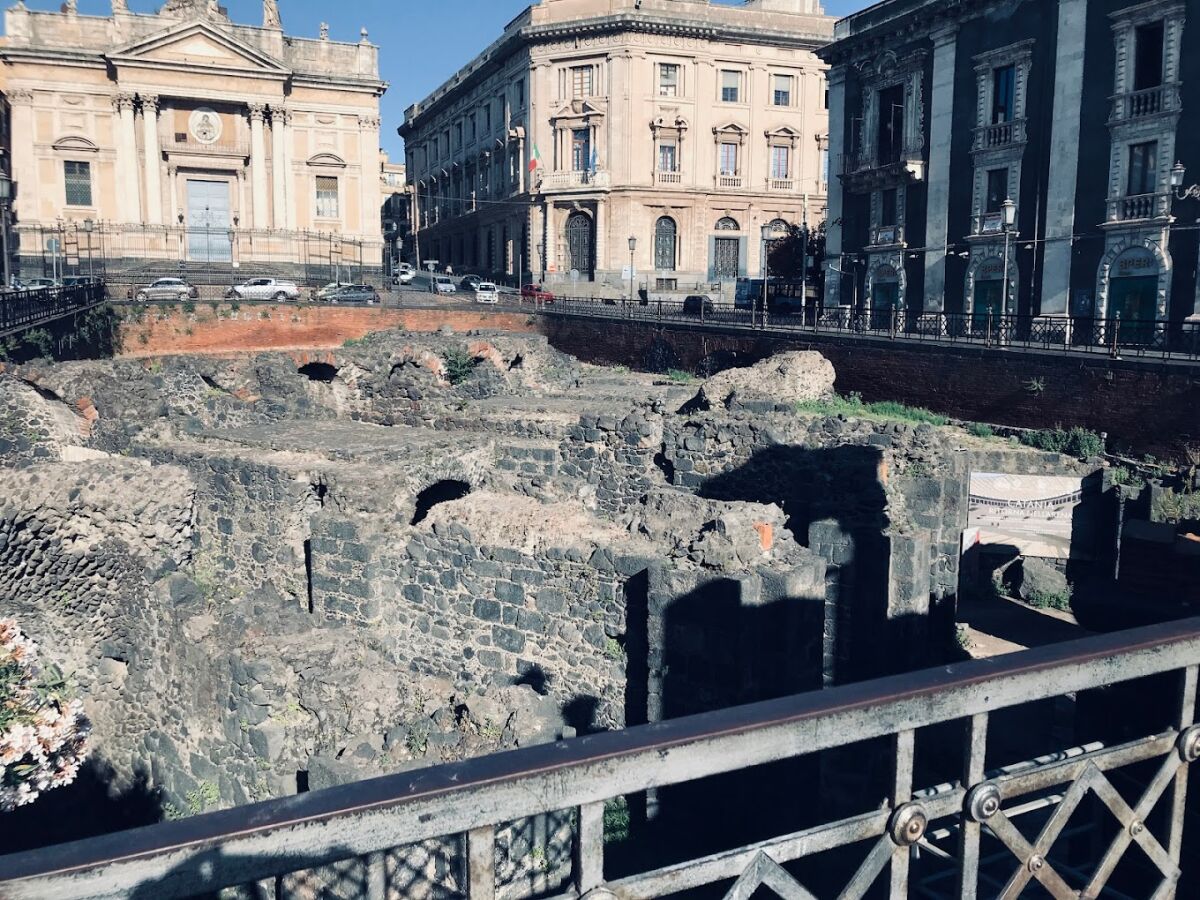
xmin=1104 ymin=245 xmax=1160 ymax=344
xmin=655 ymin=216 xmax=677 ymax=271
xmin=869 ymin=264 xmax=900 ymax=328
xmin=566 ymin=212 xmax=594 ymax=279
xmin=712 ymin=217 xmax=741 ymax=280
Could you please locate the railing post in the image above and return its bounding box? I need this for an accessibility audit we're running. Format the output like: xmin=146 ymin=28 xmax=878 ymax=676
xmin=366 ymin=851 xmax=386 ymax=900
xmin=467 ymin=826 xmax=496 ymax=900
xmin=890 ymin=729 xmax=916 ymax=899
xmin=575 ymin=800 xmax=605 ymax=895
xmin=1111 ymin=313 xmax=1121 ymax=358
xmin=957 ymin=712 xmax=990 ymax=900
xmin=1164 ymin=665 xmax=1198 ymax=899
xmin=985 ymin=310 xmax=992 ymax=348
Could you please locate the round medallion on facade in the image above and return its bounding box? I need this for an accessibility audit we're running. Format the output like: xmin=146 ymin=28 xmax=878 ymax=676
xmin=189 ymin=107 xmax=222 ymax=145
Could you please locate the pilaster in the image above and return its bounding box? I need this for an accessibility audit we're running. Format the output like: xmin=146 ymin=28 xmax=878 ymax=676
xmin=140 ymin=95 xmax=163 ymax=225
xmin=823 ymin=66 xmax=847 ymax=308
xmin=113 ymin=92 xmax=142 ymax=224
xmin=248 ymin=103 xmax=269 ymax=229
xmin=923 ymin=25 xmax=958 ymax=312
xmin=271 ymin=106 xmax=288 ymax=231
xmin=7 ymin=89 xmax=36 ymax=223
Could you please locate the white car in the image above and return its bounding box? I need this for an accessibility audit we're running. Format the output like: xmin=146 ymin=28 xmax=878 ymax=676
xmin=227 ymin=278 xmax=300 ymax=301
xmin=434 ymin=276 xmax=457 ymax=295
xmin=475 ymin=282 xmax=499 ymax=304
xmin=24 ymin=277 xmax=58 ymax=291
xmin=394 ymin=270 xmax=415 ymax=286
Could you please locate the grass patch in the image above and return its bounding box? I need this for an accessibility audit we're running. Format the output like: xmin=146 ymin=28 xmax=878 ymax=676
xmin=666 ymin=369 xmax=695 ymax=384
xmin=441 ymin=348 xmax=478 ymax=385
xmin=604 ymin=796 xmax=631 ymax=844
xmin=795 ymin=392 xmax=948 ymax=426
xmin=966 ymin=422 xmax=996 ymax=439
xmin=1017 ymin=426 xmax=1105 ymax=460
xmin=1027 ymin=589 xmax=1072 ymax=612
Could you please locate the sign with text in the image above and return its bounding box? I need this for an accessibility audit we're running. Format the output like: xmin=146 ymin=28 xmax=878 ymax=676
xmin=1113 ymin=246 xmax=1157 ymax=278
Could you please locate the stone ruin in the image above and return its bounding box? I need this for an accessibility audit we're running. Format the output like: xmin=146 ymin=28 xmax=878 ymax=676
xmin=0 ymin=333 xmax=1088 ymax=861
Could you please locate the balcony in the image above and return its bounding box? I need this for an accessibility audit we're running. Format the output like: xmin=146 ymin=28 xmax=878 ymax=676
xmin=974 ymin=212 xmax=1006 ymax=236
xmin=3 ymin=618 xmax=1197 ymax=899
xmin=972 ymin=118 xmax=1027 ymax=152
xmin=717 ymin=174 xmax=743 ymax=189
xmin=842 ymin=146 xmax=926 ymax=192
xmin=655 ymin=170 xmax=682 ymax=186
xmin=1111 ymin=84 xmax=1181 ymax=122
xmin=1107 ymin=192 xmax=1171 ymax=223
xmin=768 ymin=178 xmax=795 ymax=192
xmin=538 ymin=170 xmax=610 ymax=191
xmin=870 ymin=224 xmax=904 ymax=246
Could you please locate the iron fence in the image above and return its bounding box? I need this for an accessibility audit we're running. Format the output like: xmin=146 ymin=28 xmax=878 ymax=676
xmin=0 ymin=617 xmax=1197 ymax=899
xmin=0 ymin=281 xmax=107 ymax=339
xmin=523 ymin=296 xmax=1200 ymax=361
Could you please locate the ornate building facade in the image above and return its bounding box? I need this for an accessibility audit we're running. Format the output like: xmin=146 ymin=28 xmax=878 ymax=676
xmin=400 ymin=0 xmax=833 ymax=292
xmin=1 ymin=0 xmax=386 ymax=282
xmin=821 ymin=0 xmax=1200 ymax=333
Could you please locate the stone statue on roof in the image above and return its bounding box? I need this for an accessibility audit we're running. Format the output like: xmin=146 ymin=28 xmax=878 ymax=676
xmin=159 ymin=0 xmax=226 ymax=19
xmin=263 ymin=0 xmax=281 ymax=29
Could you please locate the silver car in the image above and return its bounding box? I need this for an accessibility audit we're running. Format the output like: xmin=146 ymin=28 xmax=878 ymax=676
xmin=227 ymin=278 xmax=300 ymax=301
xmin=135 ymin=278 xmax=197 ymax=302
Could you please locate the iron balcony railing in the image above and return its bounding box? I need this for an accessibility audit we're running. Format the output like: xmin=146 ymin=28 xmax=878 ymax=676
xmin=524 ymin=295 xmax=1200 ymax=362
xmin=0 ymin=618 xmax=1197 ymax=899
xmin=0 ymin=281 xmax=107 ymax=339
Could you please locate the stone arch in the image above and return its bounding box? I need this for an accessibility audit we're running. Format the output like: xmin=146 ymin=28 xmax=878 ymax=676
xmin=1095 ymin=236 xmax=1171 ymax=321
xmin=964 ymin=250 xmax=1018 ymax=316
xmin=715 ymin=216 xmax=740 ymax=231
xmin=865 ymin=256 xmax=906 ymax=310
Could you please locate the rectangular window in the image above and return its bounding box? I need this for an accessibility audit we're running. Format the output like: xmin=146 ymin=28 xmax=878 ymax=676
xmin=773 ymin=74 xmax=794 ymax=107
xmin=571 ymin=128 xmax=591 ymax=172
xmin=719 ymin=141 xmax=738 ymax=176
xmin=484 ymin=105 xmax=492 ymax=132
xmin=571 ymin=65 xmax=594 ymax=99
xmin=64 ymin=160 xmax=92 ymax=207
xmin=468 ymin=115 xmax=476 ymax=142
xmin=992 ymin=65 xmax=1016 ymax=123
xmin=1128 ymin=141 xmax=1158 ymax=195
xmin=658 ymin=141 xmax=678 ymax=173
xmin=770 ymin=145 xmax=790 ymax=180
xmin=876 ymin=83 xmax=905 ymax=165
xmin=985 ymin=168 xmax=1008 ymax=212
xmin=880 ymin=187 xmax=898 ymax=227
xmin=455 ymin=123 xmax=463 ymax=148
xmin=1134 ymin=22 xmax=1165 ymax=91
xmin=659 ymin=63 xmax=680 ymax=97
xmin=721 ymin=70 xmax=741 ymax=103
xmin=315 ymin=175 xmax=339 ymax=218
xmin=516 ymin=79 xmax=525 ymax=108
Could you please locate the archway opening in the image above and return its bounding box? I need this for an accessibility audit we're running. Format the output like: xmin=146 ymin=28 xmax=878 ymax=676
xmin=411 ymin=479 xmax=472 ymax=526
xmin=298 ymin=362 xmax=339 ymax=383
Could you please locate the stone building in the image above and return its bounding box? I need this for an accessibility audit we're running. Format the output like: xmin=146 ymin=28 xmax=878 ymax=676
xmin=820 ymin=0 xmax=1200 ymax=334
xmin=399 ymin=0 xmax=833 ymax=294
xmin=0 ymin=1 xmax=387 ymax=282
xmin=380 ymin=154 xmax=412 ymax=273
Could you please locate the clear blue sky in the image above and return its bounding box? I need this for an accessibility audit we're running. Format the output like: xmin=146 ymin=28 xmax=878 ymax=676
xmin=13 ymin=0 xmax=869 ymax=159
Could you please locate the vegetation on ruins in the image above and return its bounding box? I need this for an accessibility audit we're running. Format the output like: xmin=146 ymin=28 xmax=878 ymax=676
xmin=1017 ymin=426 xmax=1105 ymax=460
xmin=0 ymin=620 xmax=91 ymax=811
xmin=441 ymin=348 xmax=478 ymax=385
xmin=795 ymin=392 xmax=949 ymax=426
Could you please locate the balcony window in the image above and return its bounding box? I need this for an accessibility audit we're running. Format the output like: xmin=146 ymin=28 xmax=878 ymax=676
xmin=992 ymin=65 xmax=1015 ymax=123
xmin=571 ymin=128 xmax=592 ymax=173
xmin=516 ymin=79 xmax=525 ymax=109
xmin=721 ymin=70 xmax=741 ymax=103
xmin=483 ymin=105 xmax=491 ymax=132
xmin=454 ymin=123 xmax=462 ymax=149
xmin=1134 ymin=22 xmax=1164 ymax=91
xmin=571 ymin=65 xmax=594 ymax=100
xmin=315 ymin=176 xmax=339 ymax=219
xmin=658 ymin=141 xmax=678 ymax=173
xmin=773 ymin=74 xmax=793 ymax=107
xmin=876 ymin=83 xmax=905 ymax=165
xmin=64 ymin=160 xmax=92 ymax=207
xmin=770 ymin=145 xmax=790 ymax=180
xmin=1128 ymin=141 xmax=1158 ymax=196
xmin=659 ymin=63 xmax=680 ymax=97
xmin=719 ymin=142 xmax=739 ymax=176
xmin=880 ymin=187 xmax=897 ymax=227
xmin=985 ymin=168 xmax=1008 ymax=213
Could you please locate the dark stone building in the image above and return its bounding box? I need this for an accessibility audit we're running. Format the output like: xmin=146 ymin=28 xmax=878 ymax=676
xmin=820 ymin=0 xmax=1200 ymax=336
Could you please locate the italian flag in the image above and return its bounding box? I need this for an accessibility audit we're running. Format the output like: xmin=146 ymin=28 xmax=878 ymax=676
xmin=529 ymin=144 xmax=542 ymax=172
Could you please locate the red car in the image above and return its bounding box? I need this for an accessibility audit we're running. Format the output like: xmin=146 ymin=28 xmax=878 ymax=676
xmin=521 ymin=283 xmax=555 ymax=303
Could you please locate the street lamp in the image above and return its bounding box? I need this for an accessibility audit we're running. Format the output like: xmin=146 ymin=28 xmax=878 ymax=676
xmin=760 ymin=224 xmax=775 ymax=327
xmin=627 ymin=236 xmax=637 ymax=304
xmin=82 ymin=218 xmax=94 ymax=278
xmin=0 ymin=171 xmax=11 ymax=289
xmin=1171 ymin=162 xmax=1200 ymax=201
xmin=1000 ymin=197 xmax=1016 ymax=317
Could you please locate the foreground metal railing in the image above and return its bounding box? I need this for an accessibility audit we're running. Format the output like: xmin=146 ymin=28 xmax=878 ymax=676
xmin=526 ymin=296 xmax=1200 ymax=362
xmin=0 ymin=282 xmax=107 ymax=339
xmin=0 ymin=618 xmax=1198 ymax=899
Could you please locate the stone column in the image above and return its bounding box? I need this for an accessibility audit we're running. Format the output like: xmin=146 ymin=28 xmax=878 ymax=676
xmin=822 ymin=66 xmax=847 ymax=308
xmin=248 ymin=103 xmax=269 ymax=230
xmin=1040 ymin=0 xmax=1088 ymax=318
xmin=270 ymin=106 xmax=287 ymax=230
xmin=114 ymin=92 xmax=142 ymax=224
xmin=923 ymin=25 xmax=958 ymax=312
xmin=140 ymin=95 xmax=163 ymax=225
xmin=167 ymin=165 xmax=179 ymax=226
xmin=359 ymin=115 xmax=381 ymax=238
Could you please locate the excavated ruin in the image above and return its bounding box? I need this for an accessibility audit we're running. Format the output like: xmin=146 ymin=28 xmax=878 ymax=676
xmin=0 ymin=329 xmax=1089 ymax=854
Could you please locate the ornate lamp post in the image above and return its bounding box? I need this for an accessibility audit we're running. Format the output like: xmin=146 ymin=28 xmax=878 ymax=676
xmin=1000 ymin=197 xmax=1016 ymax=317
xmin=0 ymin=171 xmax=11 ymax=289
xmin=627 ymin=236 xmax=637 ymax=304
xmin=760 ymin=224 xmax=775 ymax=327
xmin=82 ymin=219 xmax=94 ymax=278
xmin=1171 ymin=162 xmax=1200 ymax=201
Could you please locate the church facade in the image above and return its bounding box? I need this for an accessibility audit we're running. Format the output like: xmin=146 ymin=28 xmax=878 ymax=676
xmin=1 ymin=0 xmax=386 ymax=284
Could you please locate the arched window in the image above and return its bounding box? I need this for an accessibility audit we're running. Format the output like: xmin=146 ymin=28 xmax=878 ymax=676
xmin=715 ymin=216 xmax=740 ymax=231
xmin=654 ymin=216 xmax=677 ymax=271
xmin=566 ymin=212 xmax=594 ymax=277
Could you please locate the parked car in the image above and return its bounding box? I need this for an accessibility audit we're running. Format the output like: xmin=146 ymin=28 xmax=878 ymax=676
xmin=226 ymin=278 xmax=300 ymax=301
xmin=328 ymin=284 xmax=380 ymax=305
xmin=520 ymin=283 xmax=555 ymax=303
xmin=313 ymin=282 xmax=353 ymax=302
xmin=475 ymin=282 xmax=499 ymax=304
xmin=393 ymin=269 xmax=415 ymax=286
xmin=682 ymin=295 xmax=716 ymax=316
xmin=433 ymin=276 xmax=457 ymax=295
xmin=24 ymin=277 xmax=58 ymax=291
xmin=61 ymin=276 xmax=100 ymax=288
xmin=135 ymin=278 xmax=198 ymax=302
xmin=459 ymin=275 xmax=483 ymax=291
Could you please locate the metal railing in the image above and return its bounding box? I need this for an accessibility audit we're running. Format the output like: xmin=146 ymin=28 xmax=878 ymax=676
xmin=0 ymin=281 xmax=107 ymax=339
xmin=0 ymin=618 xmax=1196 ymax=899
xmin=527 ymin=295 xmax=1200 ymax=362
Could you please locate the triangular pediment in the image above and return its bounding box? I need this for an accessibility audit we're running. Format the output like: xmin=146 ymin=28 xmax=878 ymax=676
xmin=108 ymin=21 xmax=289 ymax=77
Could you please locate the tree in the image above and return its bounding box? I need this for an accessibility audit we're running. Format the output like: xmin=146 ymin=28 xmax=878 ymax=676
xmin=767 ymin=223 xmax=826 ymax=299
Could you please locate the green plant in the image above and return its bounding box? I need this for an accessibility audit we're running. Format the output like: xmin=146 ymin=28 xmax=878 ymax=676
xmin=259 ymin=310 xmax=271 ymax=320
xmin=966 ymin=422 xmax=996 ymax=439
xmin=955 ymin=624 xmax=973 ymax=651
xmin=665 ymin=368 xmax=695 ymax=384
xmin=207 ymin=301 xmax=220 ymax=314
xmin=405 ymin=723 xmax=429 ymax=756
xmin=1018 ymin=426 xmax=1105 ymax=460
xmin=603 ymin=796 xmax=631 ymax=844
xmin=441 ymin=347 xmax=477 ymax=385
xmin=181 ymin=300 xmax=196 ymax=315
xmin=342 ymin=336 xmax=364 ymax=348
xmin=1024 ymin=377 xmax=1046 ymax=395
xmin=185 ymin=782 xmax=219 ymax=816
xmin=138 ymin=330 xmax=151 ymax=346
xmin=795 ymin=393 xmax=949 ymax=426
xmin=1153 ymin=487 xmax=1200 ymax=524
xmin=24 ymin=328 xmax=54 ymax=360
xmin=611 ymin=365 xmax=630 ymax=375
xmin=229 ymin=299 xmax=241 ymax=313
xmin=1027 ymin=589 xmax=1072 ymax=612
xmin=604 ymin=637 xmax=624 ymax=661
